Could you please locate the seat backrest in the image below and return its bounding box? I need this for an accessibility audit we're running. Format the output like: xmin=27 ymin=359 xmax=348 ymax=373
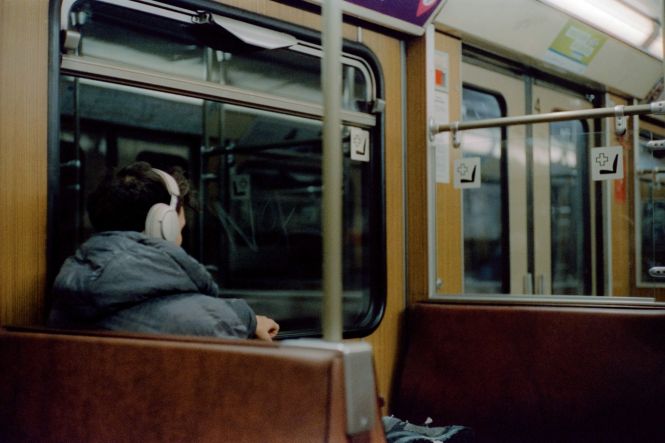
xmin=0 ymin=328 xmax=384 ymax=443
xmin=391 ymin=302 xmax=665 ymax=443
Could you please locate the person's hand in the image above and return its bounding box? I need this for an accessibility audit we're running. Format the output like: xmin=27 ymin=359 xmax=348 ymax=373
xmin=255 ymin=315 xmax=280 ymax=341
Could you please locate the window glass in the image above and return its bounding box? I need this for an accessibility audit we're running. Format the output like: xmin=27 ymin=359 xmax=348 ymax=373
xmin=76 ymin=4 xmax=206 ymax=80
xmin=549 ymin=120 xmax=590 ymax=294
xmin=58 ymin=77 xmax=377 ymax=335
xmin=461 ymin=87 xmax=506 ymax=293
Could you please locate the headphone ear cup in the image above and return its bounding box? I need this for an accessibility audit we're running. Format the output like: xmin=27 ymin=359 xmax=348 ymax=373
xmin=145 ymin=203 xmax=180 ymax=243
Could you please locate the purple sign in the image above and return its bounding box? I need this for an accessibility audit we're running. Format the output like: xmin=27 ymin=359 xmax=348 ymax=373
xmin=345 ymin=0 xmax=444 ymax=27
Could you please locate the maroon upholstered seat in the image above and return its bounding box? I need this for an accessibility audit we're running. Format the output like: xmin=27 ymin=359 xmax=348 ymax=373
xmin=0 ymin=328 xmax=384 ymax=443
xmin=392 ymin=302 xmax=665 ymax=442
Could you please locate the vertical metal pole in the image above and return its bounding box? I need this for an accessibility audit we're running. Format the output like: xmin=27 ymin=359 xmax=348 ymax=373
xmin=662 ymin=1 xmax=665 ymax=85
xmin=524 ymin=76 xmax=535 ymax=293
xmin=602 ymin=93 xmax=613 ymax=296
xmin=321 ymin=0 xmax=343 ymax=342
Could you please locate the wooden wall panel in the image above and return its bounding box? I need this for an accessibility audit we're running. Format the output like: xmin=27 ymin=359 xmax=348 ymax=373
xmin=608 ymin=95 xmax=632 ymax=297
xmin=0 ymin=0 xmax=49 ymax=326
xmin=434 ymin=33 xmax=462 ymax=295
xmin=360 ymin=29 xmax=405 ymax=412
xmin=405 ymin=34 xmax=430 ymax=304
xmin=216 ymin=0 xmax=320 ymax=30
xmin=607 ymin=95 xmax=665 ymax=301
xmin=405 ymin=31 xmax=463 ymax=303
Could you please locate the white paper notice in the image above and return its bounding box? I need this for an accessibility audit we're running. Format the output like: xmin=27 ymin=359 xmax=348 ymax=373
xmin=435 ymin=143 xmax=450 ymax=183
xmin=433 ymin=50 xmax=450 ymax=183
xmin=434 ymin=92 xmax=449 ymax=130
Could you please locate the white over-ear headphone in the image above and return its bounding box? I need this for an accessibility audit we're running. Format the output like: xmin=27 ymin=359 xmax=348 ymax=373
xmin=144 ymin=169 xmax=181 ymax=243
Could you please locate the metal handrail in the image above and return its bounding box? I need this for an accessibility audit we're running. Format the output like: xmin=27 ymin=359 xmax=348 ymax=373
xmin=432 ymin=101 xmax=665 ymax=134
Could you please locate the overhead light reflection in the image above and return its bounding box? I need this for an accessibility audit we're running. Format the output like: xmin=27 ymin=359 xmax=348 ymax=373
xmin=647 ymin=33 xmax=664 ymax=58
xmin=540 ymin=0 xmax=660 ymax=58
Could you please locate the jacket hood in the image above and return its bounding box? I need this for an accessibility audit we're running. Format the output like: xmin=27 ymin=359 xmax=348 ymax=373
xmin=51 ymin=231 xmax=219 ymax=321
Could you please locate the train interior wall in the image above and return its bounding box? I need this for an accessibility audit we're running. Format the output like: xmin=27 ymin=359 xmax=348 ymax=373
xmin=2 ymin=0 xmax=665 ymax=415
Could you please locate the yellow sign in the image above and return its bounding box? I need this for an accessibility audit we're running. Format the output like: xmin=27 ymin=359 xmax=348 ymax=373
xmin=549 ymin=20 xmax=606 ymax=65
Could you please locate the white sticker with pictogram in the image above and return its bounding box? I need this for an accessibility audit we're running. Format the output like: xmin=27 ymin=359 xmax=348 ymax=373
xmin=454 ymin=157 xmax=481 ymax=189
xmin=350 ymin=127 xmax=370 ymax=162
xmin=591 ymin=146 xmax=623 ymax=181
xmin=231 ymin=174 xmax=251 ymax=200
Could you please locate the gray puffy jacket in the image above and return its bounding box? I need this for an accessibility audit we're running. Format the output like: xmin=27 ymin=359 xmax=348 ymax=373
xmin=48 ymin=231 xmax=257 ymax=338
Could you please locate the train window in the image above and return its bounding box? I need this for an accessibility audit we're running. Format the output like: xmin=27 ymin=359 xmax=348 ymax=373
xmin=461 ymin=86 xmax=508 ymax=293
xmin=636 ymin=126 xmax=665 ymax=287
xmin=52 ymin=0 xmax=385 ymax=337
xmin=549 ymin=120 xmax=591 ymax=294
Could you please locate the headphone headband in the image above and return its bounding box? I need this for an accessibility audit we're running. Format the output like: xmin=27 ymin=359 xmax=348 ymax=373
xmin=144 ymin=168 xmax=182 ymax=243
xmin=152 ymin=169 xmax=180 ymax=204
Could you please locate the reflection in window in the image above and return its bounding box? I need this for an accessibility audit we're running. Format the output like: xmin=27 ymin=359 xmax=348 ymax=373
xmin=549 ymin=121 xmax=590 ymax=294
xmin=461 ymin=87 xmax=507 ymax=293
xmin=58 ymin=77 xmax=377 ymax=334
xmin=637 ymin=129 xmax=665 ymax=285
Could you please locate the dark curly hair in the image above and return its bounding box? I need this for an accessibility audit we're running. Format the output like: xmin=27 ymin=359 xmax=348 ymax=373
xmin=87 ymin=161 xmax=195 ymax=233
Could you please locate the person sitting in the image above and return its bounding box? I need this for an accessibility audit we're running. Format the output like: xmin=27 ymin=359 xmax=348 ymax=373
xmin=48 ymin=161 xmax=279 ymax=341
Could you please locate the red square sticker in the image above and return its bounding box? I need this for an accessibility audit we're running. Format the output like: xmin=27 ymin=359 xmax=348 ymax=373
xmin=435 ymin=69 xmax=444 ymax=87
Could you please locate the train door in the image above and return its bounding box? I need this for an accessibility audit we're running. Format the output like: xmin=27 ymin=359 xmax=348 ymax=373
xmin=460 ymin=59 xmax=594 ymax=295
